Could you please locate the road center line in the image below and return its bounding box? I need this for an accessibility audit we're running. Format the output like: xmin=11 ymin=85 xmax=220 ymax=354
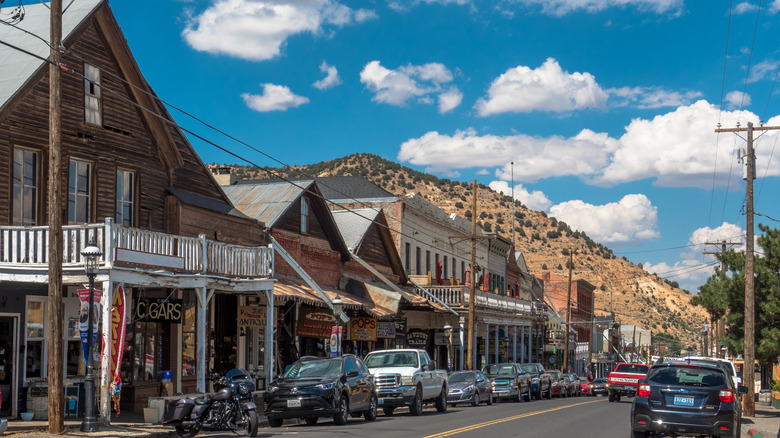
xmin=423 ymin=399 xmax=605 ymax=438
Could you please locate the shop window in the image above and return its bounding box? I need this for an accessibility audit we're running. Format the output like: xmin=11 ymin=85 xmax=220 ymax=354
xmin=12 ymin=148 xmax=39 ymax=226
xmin=443 ymin=256 xmax=448 ymax=278
xmin=25 ymin=299 xmax=46 ymax=378
xmin=404 ymin=243 xmax=410 ymax=273
xmin=68 ymin=159 xmax=92 ymax=224
xmin=84 ymin=63 xmax=102 ymax=126
xmin=415 ymin=247 xmax=421 ymax=275
xmin=181 ymin=293 xmax=196 ymax=377
xmin=300 ymin=197 xmax=309 ymax=234
xmin=426 ymin=251 xmax=431 ymax=275
xmin=116 ymin=169 xmax=135 ymax=227
xmin=133 ymin=322 xmax=162 ymax=381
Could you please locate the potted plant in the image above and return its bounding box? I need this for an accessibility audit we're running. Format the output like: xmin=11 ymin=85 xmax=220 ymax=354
xmin=771 ymin=379 xmax=780 ymax=409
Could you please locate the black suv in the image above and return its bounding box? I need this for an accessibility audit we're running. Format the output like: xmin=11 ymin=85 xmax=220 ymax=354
xmin=631 ymin=359 xmax=748 ymax=438
xmin=264 ymin=355 xmax=377 ymax=427
xmin=518 ymin=363 xmax=552 ymax=400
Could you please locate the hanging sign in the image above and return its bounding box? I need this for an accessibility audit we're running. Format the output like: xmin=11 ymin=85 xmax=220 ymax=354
xmin=406 ymin=330 xmax=429 ymax=348
xmin=330 ymin=325 xmax=343 ymax=357
xmin=349 ymin=317 xmax=377 ymax=341
xmin=376 ymin=321 xmax=396 ymax=339
xmin=297 ymin=307 xmax=335 ymax=338
xmin=78 ymin=288 xmax=102 ymax=366
xmin=134 ymin=298 xmax=182 ymax=323
xmin=238 ymin=306 xmax=266 ymax=334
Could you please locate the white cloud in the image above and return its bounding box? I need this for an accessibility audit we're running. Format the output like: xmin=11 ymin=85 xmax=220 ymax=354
xmin=489 ymin=181 xmax=553 ymax=211
xmin=397 ymin=127 xmax=619 ymax=179
xmin=724 ymin=90 xmax=751 ymax=109
xmin=476 ymin=169 xmax=490 ymax=175
xmin=512 ymin=0 xmax=684 ymax=16
xmin=388 ymin=0 xmax=471 ymax=11
xmin=182 ymin=0 xmax=376 ymax=61
xmin=475 ymin=58 xmax=608 ymax=116
xmin=313 ymin=61 xmax=342 ymax=90
xmin=360 ymin=61 xmax=459 ymax=109
xmin=734 ymin=2 xmax=759 ymax=14
xmin=437 ymin=87 xmax=463 ymax=113
xmin=241 ymin=83 xmax=309 ymax=112
xmin=771 ymin=0 xmax=780 ymax=13
xmin=608 ymin=86 xmax=703 ymax=108
xmin=548 ymin=194 xmax=660 ymax=244
xmin=748 ymin=59 xmax=779 ymax=83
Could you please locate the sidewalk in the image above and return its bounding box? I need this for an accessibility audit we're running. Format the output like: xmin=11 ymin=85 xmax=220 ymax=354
xmin=744 ymin=403 xmax=780 ymax=438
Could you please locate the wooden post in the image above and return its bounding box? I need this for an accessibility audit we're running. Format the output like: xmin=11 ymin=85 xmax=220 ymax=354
xmin=47 ymin=0 xmax=64 ymax=432
xmin=563 ymin=252 xmax=572 ymax=372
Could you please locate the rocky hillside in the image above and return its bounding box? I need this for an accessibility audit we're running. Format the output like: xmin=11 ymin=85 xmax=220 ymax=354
xmin=215 ymin=153 xmax=707 ymax=348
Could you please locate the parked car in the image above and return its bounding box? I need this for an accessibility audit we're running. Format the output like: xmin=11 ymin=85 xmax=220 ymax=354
xmin=482 ymin=363 xmax=531 ymax=402
xmin=562 ymin=374 xmax=579 ymax=397
xmin=608 ymin=362 xmax=650 ymax=402
xmin=590 ymin=378 xmax=608 ymax=396
xmin=264 ymin=355 xmax=377 ymax=427
xmin=363 ymin=349 xmax=448 ymax=416
xmin=518 ymin=363 xmax=552 ymax=400
xmin=575 ymin=376 xmax=589 ymax=396
xmin=546 ymin=370 xmax=566 ymax=398
xmin=631 ymin=358 xmax=748 ymax=438
xmin=446 ymin=371 xmax=493 ymax=406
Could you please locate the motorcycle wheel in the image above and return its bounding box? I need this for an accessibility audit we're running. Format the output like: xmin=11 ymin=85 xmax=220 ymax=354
xmin=175 ymin=426 xmax=199 ymax=437
xmin=243 ymin=409 xmax=259 ymax=437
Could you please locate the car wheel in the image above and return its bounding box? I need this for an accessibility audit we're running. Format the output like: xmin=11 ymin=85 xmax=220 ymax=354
xmin=435 ymin=387 xmax=448 ymax=413
xmin=615 ymin=394 xmax=621 ymax=403
xmin=527 ymin=387 xmax=532 ymax=401
xmin=382 ymin=407 xmax=395 ymax=416
xmin=410 ymin=388 xmax=424 ymax=416
xmin=546 ymin=386 xmax=552 ymax=400
xmin=487 ymin=391 xmax=493 ymax=405
xmin=472 ymin=392 xmax=480 ymax=407
xmin=268 ymin=418 xmax=283 ymax=428
xmin=515 ymin=389 xmax=522 ymax=403
xmin=333 ymin=396 xmax=349 ymax=425
xmin=609 ymin=392 xmax=615 ymax=402
xmin=364 ymin=394 xmax=378 ymax=422
xmin=304 ymin=417 xmax=318 ymax=425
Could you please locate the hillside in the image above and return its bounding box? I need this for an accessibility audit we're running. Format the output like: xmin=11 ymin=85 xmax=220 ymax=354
xmin=215 ymin=153 xmax=708 ymax=348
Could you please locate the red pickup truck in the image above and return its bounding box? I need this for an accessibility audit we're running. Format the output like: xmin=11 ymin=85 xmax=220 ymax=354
xmin=607 ymin=362 xmax=650 ymax=402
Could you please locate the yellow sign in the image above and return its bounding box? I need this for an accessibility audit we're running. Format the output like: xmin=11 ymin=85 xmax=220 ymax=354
xmin=349 ymin=317 xmax=377 ymax=341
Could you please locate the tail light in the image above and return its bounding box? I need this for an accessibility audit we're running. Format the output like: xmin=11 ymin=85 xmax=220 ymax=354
xmin=637 ymin=384 xmax=651 ymax=397
xmin=719 ymin=390 xmax=735 ymax=403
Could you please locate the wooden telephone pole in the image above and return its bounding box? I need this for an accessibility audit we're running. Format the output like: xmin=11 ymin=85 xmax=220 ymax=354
xmin=715 ymin=122 xmax=780 ymax=417
xmin=563 ymin=252 xmax=573 ymax=372
xmin=47 ymin=0 xmax=65 ymax=432
xmin=703 ymin=240 xmax=740 ymax=359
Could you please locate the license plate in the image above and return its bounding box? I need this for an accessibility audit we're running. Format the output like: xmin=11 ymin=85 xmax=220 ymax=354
xmin=673 ymin=396 xmax=694 ymax=406
xmin=378 ymin=399 xmax=384 ymax=405
xmin=287 ymin=399 xmax=301 ymax=408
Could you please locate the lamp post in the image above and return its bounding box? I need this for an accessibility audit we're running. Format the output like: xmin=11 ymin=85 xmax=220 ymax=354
xmin=80 ymin=237 xmax=101 ymax=432
xmin=332 ymin=296 xmax=343 ymax=356
xmin=443 ymin=323 xmax=452 ymax=371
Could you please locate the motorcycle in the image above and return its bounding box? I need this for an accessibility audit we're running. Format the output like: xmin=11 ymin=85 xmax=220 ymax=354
xmin=162 ymin=368 xmax=259 ymax=437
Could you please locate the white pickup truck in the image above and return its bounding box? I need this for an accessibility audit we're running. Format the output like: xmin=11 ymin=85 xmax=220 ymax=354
xmin=363 ymin=349 xmax=448 ymax=416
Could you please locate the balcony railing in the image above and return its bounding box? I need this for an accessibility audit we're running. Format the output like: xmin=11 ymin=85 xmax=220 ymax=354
xmin=0 ymin=219 xmax=273 ymax=278
xmin=412 ymin=285 xmax=536 ymax=316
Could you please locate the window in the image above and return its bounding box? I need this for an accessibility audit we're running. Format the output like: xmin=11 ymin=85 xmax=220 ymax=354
xmin=116 ymin=169 xmax=135 ymax=226
xmin=415 ymin=247 xmax=421 ymax=275
xmin=26 ymin=298 xmax=46 ymax=378
xmin=426 ymin=251 xmax=431 ymax=275
xmin=13 ymin=148 xmax=39 ymax=225
xmin=132 ymin=322 xmax=162 ymax=381
xmin=84 ymin=63 xmax=101 ymax=126
xmin=68 ymin=159 xmax=91 ymax=224
xmin=181 ymin=293 xmax=196 ymax=377
xmin=461 ymin=262 xmax=465 ymax=282
xmin=405 ymin=243 xmax=411 ymax=273
xmin=300 ymin=197 xmax=309 ymax=234
xmin=443 ymin=256 xmax=448 ymax=278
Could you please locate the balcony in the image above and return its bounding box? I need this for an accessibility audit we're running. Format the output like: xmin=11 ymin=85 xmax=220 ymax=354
xmin=411 ymin=284 xmax=537 ymax=316
xmin=0 ymin=219 xmax=274 ymax=278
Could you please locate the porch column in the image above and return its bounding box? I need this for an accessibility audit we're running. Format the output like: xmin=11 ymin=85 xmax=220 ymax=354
xmin=265 ymin=288 xmax=274 ymax=385
xmin=520 ymin=326 xmax=526 ymax=363
xmin=484 ymin=323 xmax=489 ymax=367
xmin=99 ymin=280 xmax=114 ymax=423
xmin=196 ymin=287 xmax=208 ymax=393
xmin=494 ymin=325 xmax=499 ymax=364
xmin=512 ymin=326 xmax=517 ymax=363
xmin=528 ymin=324 xmax=533 ymax=362
xmin=459 ymin=317 xmax=464 ymax=371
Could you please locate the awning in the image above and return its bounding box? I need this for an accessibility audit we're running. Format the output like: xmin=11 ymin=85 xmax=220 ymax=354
xmin=274 ymin=279 xmax=397 ymax=319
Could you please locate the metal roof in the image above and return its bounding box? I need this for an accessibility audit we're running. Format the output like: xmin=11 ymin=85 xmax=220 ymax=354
xmin=222 ymin=180 xmax=314 ymax=227
xmin=331 ymin=208 xmax=379 ymax=251
xmin=0 ymin=0 xmax=103 ymax=109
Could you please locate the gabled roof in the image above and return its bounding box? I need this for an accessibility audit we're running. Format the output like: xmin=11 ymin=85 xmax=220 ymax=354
xmin=314 ymin=176 xmax=397 ymax=203
xmin=167 ymin=187 xmax=251 ymax=220
xmin=331 ymin=208 xmax=380 ymax=251
xmin=0 ymin=0 xmax=102 ymax=108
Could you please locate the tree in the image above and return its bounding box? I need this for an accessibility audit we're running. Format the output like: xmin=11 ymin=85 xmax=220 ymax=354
xmin=695 ymin=224 xmax=780 ymax=365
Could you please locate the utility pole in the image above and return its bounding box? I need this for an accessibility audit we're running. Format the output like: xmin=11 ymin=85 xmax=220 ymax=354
xmin=563 ymin=252 xmax=573 ymax=373
xmin=47 ymin=0 xmax=64 ymax=433
xmin=715 ymin=122 xmax=780 ymax=417
xmin=511 ymin=162 xmax=515 ymax=250
xmin=703 ymin=240 xmax=739 ymax=359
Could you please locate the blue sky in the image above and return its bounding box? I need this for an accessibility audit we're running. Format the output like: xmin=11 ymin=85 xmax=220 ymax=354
xmin=102 ymin=0 xmax=780 ymax=291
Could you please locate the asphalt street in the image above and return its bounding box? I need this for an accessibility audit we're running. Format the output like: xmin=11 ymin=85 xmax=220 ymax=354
xmin=201 ymin=395 xmax=633 ymax=437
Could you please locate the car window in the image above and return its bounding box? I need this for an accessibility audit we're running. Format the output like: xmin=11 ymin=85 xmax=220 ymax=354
xmin=420 ymin=353 xmax=429 ymax=366
xmin=364 ymin=352 xmax=419 ymax=368
xmin=483 ymin=364 xmax=516 ymax=375
xmin=345 ymin=358 xmax=357 ymax=374
xmin=449 ymin=372 xmax=475 ymax=383
xmin=357 ymin=359 xmax=370 ymax=375
xmin=647 ymin=366 xmax=726 ymax=387
xmin=284 ymin=358 xmax=343 ymax=378
xmin=615 ymin=364 xmax=650 ymax=374
xmin=477 ymin=371 xmax=485 ymax=381
xmin=519 ymin=364 xmax=539 ymax=375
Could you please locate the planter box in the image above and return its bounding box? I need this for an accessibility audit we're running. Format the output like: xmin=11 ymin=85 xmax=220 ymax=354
xmin=773 ymin=397 xmax=780 ymax=409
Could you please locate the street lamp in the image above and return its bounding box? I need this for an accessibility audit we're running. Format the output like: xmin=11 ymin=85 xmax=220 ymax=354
xmin=443 ymin=323 xmax=452 ymax=371
xmin=81 ymin=237 xmax=101 ymax=432
xmin=332 ymin=296 xmax=343 ymax=356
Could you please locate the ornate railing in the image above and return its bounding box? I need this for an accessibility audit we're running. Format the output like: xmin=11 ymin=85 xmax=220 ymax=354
xmin=0 ymin=219 xmax=273 ymax=278
xmin=412 ymin=285 xmax=536 ymax=316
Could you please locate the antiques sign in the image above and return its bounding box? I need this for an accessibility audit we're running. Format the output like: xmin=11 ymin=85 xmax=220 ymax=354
xmin=238 ymin=306 xmax=267 ymax=333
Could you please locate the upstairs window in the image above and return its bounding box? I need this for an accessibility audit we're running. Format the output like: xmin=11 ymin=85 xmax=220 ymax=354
xmin=300 ymin=197 xmax=309 ymax=234
xmin=116 ymin=169 xmax=135 ymax=226
xmin=84 ymin=63 xmax=101 ymax=126
xmin=12 ymin=148 xmax=39 ymax=225
xmin=68 ymin=159 xmax=91 ymax=224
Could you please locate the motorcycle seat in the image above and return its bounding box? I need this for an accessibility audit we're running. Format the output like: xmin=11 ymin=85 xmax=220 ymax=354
xmin=194 ymin=397 xmax=209 ymax=405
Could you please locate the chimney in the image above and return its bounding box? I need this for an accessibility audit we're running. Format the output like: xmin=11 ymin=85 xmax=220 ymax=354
xmin=212 ymin=166 xmax=237 ymax=186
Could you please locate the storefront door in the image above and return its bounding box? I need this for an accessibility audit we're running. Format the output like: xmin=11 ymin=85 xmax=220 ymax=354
xmin=0 ymin=314 xmax=19 ymax=418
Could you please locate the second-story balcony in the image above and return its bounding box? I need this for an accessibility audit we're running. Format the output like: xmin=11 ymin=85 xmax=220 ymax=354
xmin=411 ymin=284 xmax=538 ymax=317
xmin=0 ymin=218 xmax=274 ymax=279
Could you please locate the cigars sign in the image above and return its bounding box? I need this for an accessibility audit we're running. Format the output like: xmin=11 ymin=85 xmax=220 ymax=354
xmin=297 ymin=307 xmax=335 ymax=338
